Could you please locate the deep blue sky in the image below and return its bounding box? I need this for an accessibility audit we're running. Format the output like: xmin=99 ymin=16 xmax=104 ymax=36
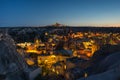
xmin=0 ymin=0 xmax=120 ymax=27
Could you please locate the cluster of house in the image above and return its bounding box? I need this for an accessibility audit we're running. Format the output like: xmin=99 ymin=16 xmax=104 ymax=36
xmin=16 ymin=29 xmax=120 ymax=77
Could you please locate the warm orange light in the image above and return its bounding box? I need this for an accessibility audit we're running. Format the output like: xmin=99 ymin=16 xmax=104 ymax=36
xmin=51 ymin=55 xmax=56 ymax=58
xmin=52 ymin=68 xmax=55 ymax=72
xmin=56 ymin=71 xmax=59 ymax=74
xmin=52 ymin=43 xmax=56 ymax=46
xmin=26 ymin=50 xmax=40 ymax=54
xmin=86 ymin=53 xmax=91 ymax=57
xmin=26 ymin=59 xmax=34 ymax=65
xmin=26 ymin=50 xmax=37 ymax=53
xmin=64 ymin=65 xmax=66 ymax=69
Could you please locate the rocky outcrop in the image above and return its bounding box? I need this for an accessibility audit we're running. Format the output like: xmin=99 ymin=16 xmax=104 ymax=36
xmin=0 ymin=30 xmax=28 ymax=80
xmin=78 ymin=51 xmax=120 ymax=80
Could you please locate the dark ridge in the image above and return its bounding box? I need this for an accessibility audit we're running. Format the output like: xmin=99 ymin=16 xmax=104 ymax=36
xmin=0 ymin=26 xmax=120 ymax=33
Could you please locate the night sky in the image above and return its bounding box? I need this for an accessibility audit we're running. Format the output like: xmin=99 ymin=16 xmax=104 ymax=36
xmin=0 ymin=0 xmax=120 ymax=27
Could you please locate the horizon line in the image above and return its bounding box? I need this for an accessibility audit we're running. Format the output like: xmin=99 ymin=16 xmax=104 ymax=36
xmin=0 ymin=25 xmax=120 ymax=28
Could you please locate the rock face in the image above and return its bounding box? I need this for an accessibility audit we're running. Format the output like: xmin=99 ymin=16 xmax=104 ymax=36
xmin=78 ymin=69 xmax=120 ymax=80
xmin=78 ymin=52 xmax=120 ymax=80
xmin=0 ymin=30 xmax=28 ymax=80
